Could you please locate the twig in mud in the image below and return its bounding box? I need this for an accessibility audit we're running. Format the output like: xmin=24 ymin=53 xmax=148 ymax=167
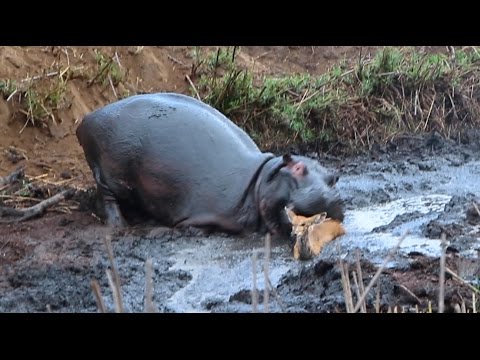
xmin=17 ymin=66 xmax=84 ymax=84
xmin=0 ymin=194 xmax=43 ymax=202
xmin=167 ymin=54 xmax=188 ymax=68
xmin=254 ymin=51 xmax=271 ymax=61
xmin=0 ymin=167 xmax=24 ymax=187
xmin=108 ymin=75 xmax=118 ymax=98
xmin=144 ymin=258 xmax=158 ymax=313
xmin=133 ymin=46 xmax=144 ymax=55
xmin=351 ymin=271 xmax=366 ymax=313
xmin=375 ymin=285 xmax=381 ymax=313
xmin=19 ymin=114 xmax=31 ymax=135
xmin=34 ymin=176 xmax=79 ymax=187
xmin=454 ymin=301 xmax=468 ymax=313
xmin=355 ymin=249 xmax=367 ymax=313
xmin=88 ymin=58 xmax=113 ymax=87
xmin=30 ymin=160 xmax=52 ymax=170
xmin=423 ymin=96 xmax=436 ymax=131
xmin=263 ymin=233 xmax=271 ymax=313
xmin=343 ymin=263 xmax=354 ymax=312
xmin=50 ymin=206 xmax=72 ymax=215
xmin=251 ymin=235 xmax=285 ymax=313
xmin=113 ymin=52 xmax=122 ymax=68
xmin=251 ymin=250 xmax=258 ymax=313
xmin=339 ymin=258 xmax=354 ymax=313
xmin=106 ymin=269 xmax=123 ymax=313
xmin=90 ymin=212 xmax=102 ymax=222
xmin=185 ymin=74 xmax=201 ymax=100
xmin=399 ymin=284 xmax=421 ymax=304
xmin=25 ymin=173 xmax=49 ymax=181
xmin=295 ymin=90 xmax=320 ymax=111
xmin=103 ymin=235 xmax=124 ymax=313
xmin=352 ymin=231 xmax=409 ymax=313
xmin=472 ymin=202 xmax=480 ymax=217
xmin=91 ymin=279 xmax=107 ymax=313
xmin=0 ymin=239 xmax=11 ymax=252
xmin=439 ymin=233 xmax=447 ymax=313
xmin=447 ymin=93 xmax=458 ymax=121
xmin=445 ymin=267 xmax=480 ymax=294
xmin=265 ymin=276 xmax=286 ymax=312
xmin=473 ymin=293 xmax=477 ymax=314
xmin=6 ymin=89 xmax=18 ymax=102
xmin=0 ymin=189 xmax=74 ymax=223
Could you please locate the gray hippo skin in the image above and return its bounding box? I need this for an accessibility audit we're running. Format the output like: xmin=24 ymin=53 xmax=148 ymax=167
xmin=76 ymin=93 xmax=344 ymax=236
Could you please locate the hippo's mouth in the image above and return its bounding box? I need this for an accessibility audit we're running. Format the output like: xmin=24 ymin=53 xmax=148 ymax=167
xmin=290 ymin=198 xmax=345 ymax=222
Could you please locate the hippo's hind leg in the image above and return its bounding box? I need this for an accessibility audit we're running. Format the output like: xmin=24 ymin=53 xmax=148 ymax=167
xmin=91 ymin=164 xmax=126 ymax=227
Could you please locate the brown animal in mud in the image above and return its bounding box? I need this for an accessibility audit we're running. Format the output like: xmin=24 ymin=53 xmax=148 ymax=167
xmin=286 ymin=208 xmax=346 ymax=260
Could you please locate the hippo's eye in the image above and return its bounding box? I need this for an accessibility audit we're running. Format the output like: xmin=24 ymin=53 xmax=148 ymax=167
xmin=326 ymin=174 xmax=338 ymax=187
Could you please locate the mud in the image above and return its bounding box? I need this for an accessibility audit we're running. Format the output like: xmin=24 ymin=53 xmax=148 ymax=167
xmin=1 ymin=132 xmax=479 ymax=313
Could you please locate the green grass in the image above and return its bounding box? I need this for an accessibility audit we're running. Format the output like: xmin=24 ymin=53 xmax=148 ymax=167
xmin=190 ymin=46 xmax=480 ymax=153
xmin=0 ymin=48 xmax=127 ymax=131
xmin=92 ymin=49 xmax=125 ymax=87
xmin=1 ymin=70 xmax=70 ymax=129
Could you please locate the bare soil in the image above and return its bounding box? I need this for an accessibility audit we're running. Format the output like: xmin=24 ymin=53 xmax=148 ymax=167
xmin=2 ymin=46 xmax=477 ymax=313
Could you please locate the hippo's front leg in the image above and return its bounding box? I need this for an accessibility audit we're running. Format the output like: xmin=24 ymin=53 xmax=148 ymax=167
xmin=259 ymin=195 xmax=290 ymax=237
xmin=91 ymin=165 xmax=127 ymax=227
xmin=175 ymin=214 xmax=244 ymax=235
xmin=101 ymin=193 xmax=127 ymax=227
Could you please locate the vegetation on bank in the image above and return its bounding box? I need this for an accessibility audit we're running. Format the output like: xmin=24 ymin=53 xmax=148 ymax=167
xmin=2 ymin=46 xmax=480 ymax=153
xmin=189 ymin=46 xmax=480 ymax=153
xmin=0 ymin=49 xmax=124 ymax=133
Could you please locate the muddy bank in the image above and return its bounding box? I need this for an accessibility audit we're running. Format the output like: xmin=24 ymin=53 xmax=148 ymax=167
xmin=1 ymin=133 xmax=479 ymax=313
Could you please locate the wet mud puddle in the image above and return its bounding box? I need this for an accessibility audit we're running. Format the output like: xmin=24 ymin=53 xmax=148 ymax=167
xmin=163 ymin=195 xmax=452 ymax=312
xmin=164 ymin=236 xmax=293 ymax=312
xmin=342 ymin=195 xmax=451 ymax=261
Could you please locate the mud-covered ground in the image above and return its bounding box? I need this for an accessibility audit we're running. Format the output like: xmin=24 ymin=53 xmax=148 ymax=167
xmin=1 ymin=132 xmax=479 ymax=313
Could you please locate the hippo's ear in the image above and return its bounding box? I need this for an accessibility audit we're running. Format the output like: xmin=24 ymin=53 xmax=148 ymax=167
xmin=283 ymin=153 xmax=307 ymax=178
xmin=265 ymin=155 xmax=292 ymax=182
xmin=266 ymin=154 xmax=306 ymax=182
xmin=282 ymin=153 xmax=293 ymax=164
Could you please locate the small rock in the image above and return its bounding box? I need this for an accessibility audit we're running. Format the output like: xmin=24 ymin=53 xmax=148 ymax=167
xmin=60 ymin=171 xmax=72 ymax=179
xmin=466 ymin=203 xmax=480 ymax=225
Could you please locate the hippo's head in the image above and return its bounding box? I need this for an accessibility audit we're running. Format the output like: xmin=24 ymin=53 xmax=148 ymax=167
xmin=255 ymin=154 xmax=344 ymax=237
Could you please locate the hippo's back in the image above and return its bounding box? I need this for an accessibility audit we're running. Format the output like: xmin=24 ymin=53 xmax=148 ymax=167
xmin=78 ymin=93 xmax=261 ymax=153
xmin=76 ymin=93 xmax=272 ymax=222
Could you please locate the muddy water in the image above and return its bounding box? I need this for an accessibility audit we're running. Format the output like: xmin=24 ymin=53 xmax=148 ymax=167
xmin=1 ymin=136 xmax=479 ymax=312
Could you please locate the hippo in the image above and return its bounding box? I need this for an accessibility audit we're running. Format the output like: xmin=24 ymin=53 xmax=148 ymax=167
xmin=76 ymin=93 xmax=344 ymax=237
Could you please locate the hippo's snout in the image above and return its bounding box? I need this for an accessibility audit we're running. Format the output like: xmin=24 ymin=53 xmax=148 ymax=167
xmin=290 ymin=187 xmax=345 ymax=222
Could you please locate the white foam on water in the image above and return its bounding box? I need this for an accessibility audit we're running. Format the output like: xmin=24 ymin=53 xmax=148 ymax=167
xmin=342 ymin=194 xmax=452 ymax=258
xmin=346 ymin=194 xmax=452 ymax=233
